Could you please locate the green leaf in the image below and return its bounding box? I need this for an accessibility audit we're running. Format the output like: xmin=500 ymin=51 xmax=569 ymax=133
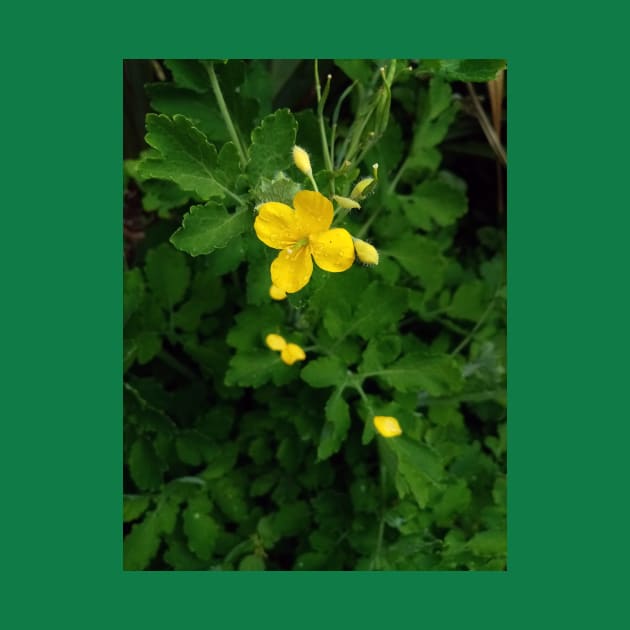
xmin=123 ymin=268 xmax=145 ymax=326
xmin=425 ymin=59 xmax=506 ymax=82
xmin=123 ymin=495 xmax=151 ymax=522
xmin=317 ymin=388 xmax=351 ymax=461
xmin=239 ymin=555 xmax=265 ymax=570
xmin=139 ymin=114 xmax=228 ymax=200
xmin=144 ymin=243 xmax=190 ymax=309
xmin=300 ymin=357 xmax=347 ymax=388
xmin=247 ymin=109 xmax=297 ymax=182
xmin=400 ymin=174 xmax=468 ymax=230
xmin=128 ymin=439 xmax=163 ymax=491
xmin=225 ymin=351 xmax=295 ymax=388
xmin=388 ymin=233 xmax=447 ymax=296
xmin=226 ymin=304 xmax=283 ymax=351
xmin=467 ymin=530 xmax=507 ymax=556
xmin=170 ymin=203 xmax=250 ymax=256
xmin=334 ymin=59 xmax=374 ymax=83
xmin=183 ymin=503 xmax=219 ymax=561
xmin=135 ymin=332 xmax=162 ymax=365
xmin=163 ymin=59 xmax=209 ymax=92
xmin=364 ymin=352 xmax=462 ymax=396
xmin=448 ymin=280 xmax=488 ymax=321
xmin=389 ymin=436 xmax=444 ymax=486
xmin=350 ymin=282 xmax=408 ymax=340
xmin=123 ymin=515 xmax=161 ymax=570
xmin=146 ymin=84 xmax=228 ymax=142
xmin=251 ymin=172 xmax=301 ymax=206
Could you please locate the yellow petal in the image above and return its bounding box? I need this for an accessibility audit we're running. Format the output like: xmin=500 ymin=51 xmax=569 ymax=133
xmin=254 ymin=202 xmax=300 ymax=249
xmin=373 ymin=416 xmax=402 ymax=438
xmin=293 ymin=190 xmax=333 ymax=235
xmin=353 ymin=238 xmax=379 ymax=265
xmin=280 ymin=343 xmax=306 ymax=365
xmin=269 ymin=284 xmax=287 ymax=300
xmin=309 ymin=228 xmax=355 ymax=272
xmin=270 ymin=246 xmax=313 ymax=293
xmin=265 ymin=333 xmax=287 ymax=351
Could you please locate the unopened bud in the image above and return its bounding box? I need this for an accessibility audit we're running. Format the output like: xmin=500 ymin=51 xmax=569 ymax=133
xmin=265 ymin=333 xmax=287 ymax=352
xmin=373 ymin=415 xmax=402 ymax=438
xmin=350 ymin=177 xmax=375 ymax=200
xmin=269 ymin=284 xmax=287 ymax=300
xmin=292 ymin=145 xmax=312 ymax=176
xmin=372 ymin=163 xmax=379 ymax=180
xmin=353 ymin=238 xmax=379 ymax=266
xmin=333 ymin=195 xmax=360 ymax=210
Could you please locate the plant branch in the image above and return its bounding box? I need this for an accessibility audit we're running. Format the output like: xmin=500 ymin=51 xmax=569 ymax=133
xmin=466 ymin=82 xmax=507 ymax=167
xmin=207 ymin=62 xmax=248 ymax=167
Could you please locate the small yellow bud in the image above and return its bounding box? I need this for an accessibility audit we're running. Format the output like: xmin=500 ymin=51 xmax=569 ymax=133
xmin=280 ymin=343 xmax=306 ymax=366
xmin=373 ymin=416 xmax=402 ymax=438
xmin=269 ymin=284 xmax=287 ymax=300
xmin=353 ymin=238 xmax=379 ymax=266
xmin=292 ymin=145 xmax=312 ymax=176
xmin=350 ymin=177 xmax=375 ymax=200
xmin=265 ymin=333 xmax=287 ymax=352
xmin=332 ymin=195 xmax=360 ymax=210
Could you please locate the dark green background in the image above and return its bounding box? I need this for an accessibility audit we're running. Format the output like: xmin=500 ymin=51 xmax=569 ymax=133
xmin=3 ymin=1 xmax=625 ymax=627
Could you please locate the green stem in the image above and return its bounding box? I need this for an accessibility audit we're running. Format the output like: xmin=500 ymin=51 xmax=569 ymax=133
xmin=449 ymin=294 xmax=498 ymax=356
xmin=314 ymin=60 xmax=334 ymax=188
xmin=356 ymin=206 xmax=382 ymax=238
xmin=207 ymin=62 xmax=248 ymax=167
xmin=158 ymin=349 xmax=198 ymax=380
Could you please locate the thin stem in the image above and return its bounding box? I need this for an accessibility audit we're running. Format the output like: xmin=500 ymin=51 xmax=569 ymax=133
xmin=356 ymin=206 xmax=382 ymax=238
xmin=307 ymin=172 xmax=319 ymax=193
xmin=207 ymin=62 xmax=248 ymax=167
xmin=158 ymin=349 xmax=198 ymax=380
xmin=450 ymin=294 xmax=498 ymax=356
xmin=387 ymin=156 xmax=409 ymax=195
xmin=331 ymin=81 xmax=357 ymax=171
xmin=314 ymin=60 xmax=334 ymax=187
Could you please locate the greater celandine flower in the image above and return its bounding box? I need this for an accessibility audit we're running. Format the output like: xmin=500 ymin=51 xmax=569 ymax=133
xmin=373 ymin=416 xmax=402 ymax=438
xmin=254 ymin=191 xmax=355 ymax=293
xmin=265 ymin=333 xmax=306 ymax=366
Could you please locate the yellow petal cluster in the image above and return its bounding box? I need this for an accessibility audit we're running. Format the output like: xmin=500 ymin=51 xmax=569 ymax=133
xmin=264 ymin=333 xmax=306 ymax=366
xmin=373 ymin=416 xmax=402 ymax=438
xmin=254 ymin=191 xmax=355 ymax=294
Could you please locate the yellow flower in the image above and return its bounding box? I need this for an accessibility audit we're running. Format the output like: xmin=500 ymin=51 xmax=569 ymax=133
xmin=269 ymin=284 xmax=287 ymax=300
xmin=373 ymin=416 xmax=402 ymax=438
xmin=254 ymin=191 xmax=355 ymax=293
xmin=265 ymin=333 xmax=306 ymax=366
xmin=265 ymin=333 xmax=287 ymax=351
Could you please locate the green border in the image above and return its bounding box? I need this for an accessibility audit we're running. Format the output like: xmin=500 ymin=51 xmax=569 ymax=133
xmin=6 ymin=1 xmax=624 ymax=628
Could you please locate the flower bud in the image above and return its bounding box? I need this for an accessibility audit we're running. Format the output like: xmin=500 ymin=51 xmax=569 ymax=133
xmin=353 ymin=238 xmax=379 ymax=266
xmin=265 ymin=333 xmax=287 ymax=352
xmin=372 ymin=163 xmax=379 ymax=180
xmin=350 ymin=177 xmax=375 ymax=200
xmin=292 ymin=145 xmax=312 ymax=176
xmin=373 ymin=416 xmax=402 ymax=438
xmin=269 ymin=284 xmax=287 ymax=300
xmin=280 ymin=343 xmax=306 ymax=366
xmin=332 ymin=195 xmax=360 ymax=210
